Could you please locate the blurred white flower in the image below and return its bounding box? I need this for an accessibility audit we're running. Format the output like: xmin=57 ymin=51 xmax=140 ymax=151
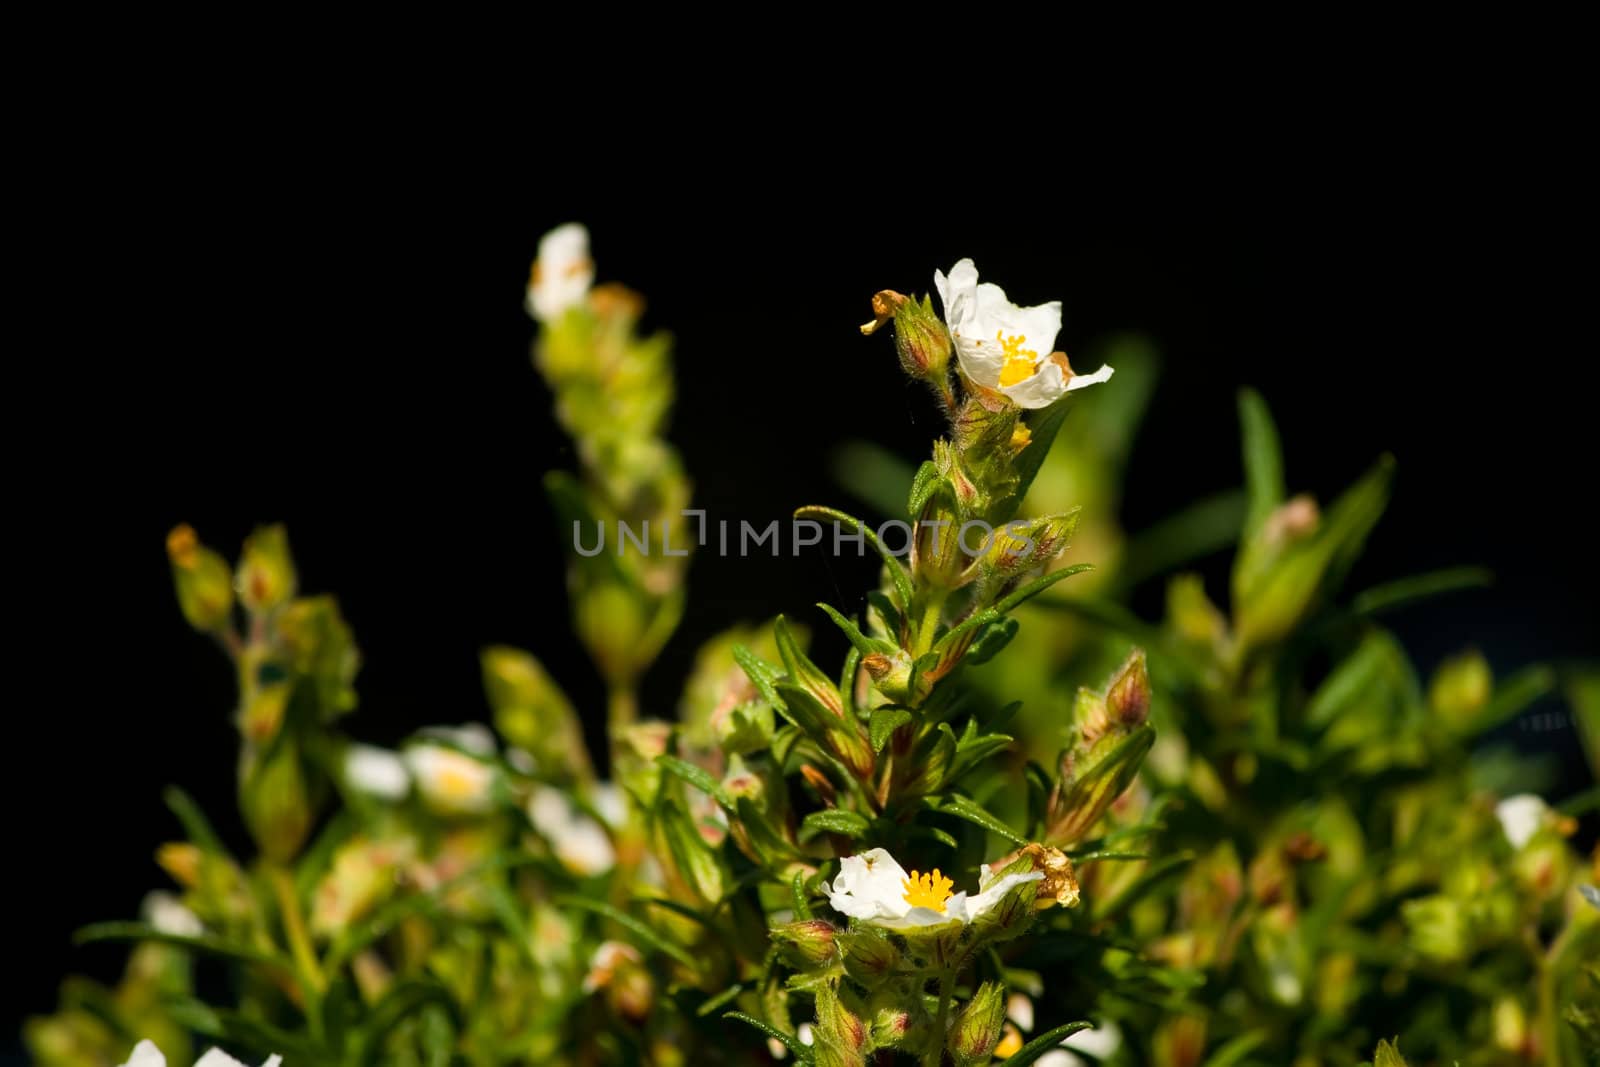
xmin=1007 ymin=991 xmax=1034 ymax=1032
xmin=418 ymin=723 xmax=497 ymax=756
xmin=825 ymin=848 xmax=1041 ymax=930
xmin=343 ymin=744 xmax=410 ymax=800
xmin=405 ymin=744 xmax=496 ymax=815
xmin=528 ymin=784 xmax=616 ymax=876
xmin=142 ymin=891 xmax=201 ymax=937
xmin=527 ymin=223 xmax=594 ymax=322
xmin=933 ymin=258 xmax=1113 ymax=409
xmin=1496 ymin=794 xmax=1549 ymax=850
xmin=1058 ymin=1019 xmax=1123 ymax=1063
xmin=118 ymin=1041 xmax=283 ymax=1067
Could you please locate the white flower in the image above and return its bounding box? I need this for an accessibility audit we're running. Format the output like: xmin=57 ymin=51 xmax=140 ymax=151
xmin=118 ymin=1041 xmax=283 ymax=1067
xmin=824 ymin=847 xmax=1042 ymax=931
xmin=142 ymin=891 xmax=202 ymax=937
xmin=418 ymin=722 xmax=497 ymax=756
xmin=528 ymin=784 xmax=616 ymax=876
xmin=527 ymin=222 xmax=594 ymax=322
xmin=1007 ymin=991 xmax=1034 ymax=1033
xmin=933 ymin=258 xmax=1113 ymax=409
xmin=405 ymin=743 xmax=496 ymax=815
xmin=1496 ymin=794 xmax=1550 ymax=850
xmin=590 ymin=781 xmax=629 ymax=829
xmin=344 ymin=744 xmax=411 ymax=800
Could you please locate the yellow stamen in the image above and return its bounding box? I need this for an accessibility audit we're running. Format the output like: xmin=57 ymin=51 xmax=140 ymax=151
xmin=1010 ymin=425 xmax=1032 ymax=450
xmin=902 ymin=868 xmax=955 ymax=912
xmin=995 ymin=1024 xmax=1024 ymax=1058
xmin=438 ymin=762 xmax=479 ymax=799
xmin=995 ymin=330 xmax=1038 ymax=387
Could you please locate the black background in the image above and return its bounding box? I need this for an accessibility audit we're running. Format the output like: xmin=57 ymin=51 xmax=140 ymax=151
xmin=14 ymin=98 xmax=1597 ymax=1051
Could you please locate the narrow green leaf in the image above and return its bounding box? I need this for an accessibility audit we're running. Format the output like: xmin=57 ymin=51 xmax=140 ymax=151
xmin=163 ymin=785 xmax=233 ymax=859
xmin=725 ymin=1012 xmax=814 ymax=1063
xmin=994 ymin=563 xmax=1096 ymax=615
xmin=696 ymin=983 xmax=745 ymax=1017
xmin=1203 ymin=1029 xmax=1269 ymax=1067
xmin=799 ymin=809 xmax=871 ymax=843
xmin=1004 ymin=1021 xmax=1095 ymax=1067
xmin=816 ymin=603 xmax=894 ymax=659
xmin=555 ymin=895 xmax=700 ymax=971
xmin=1466 ymin=664 xmax=1557 ymax=735
xmin=924 ymin=794 xmax=1027 ymax=846
xmin=1239 ymin=387 xmax=1284 ymax=535
xmin=1349 ymin=566 xmax=1492 ymax=617
xmin=795 ymin=506 xmax=914 ymax=609
xmin=74 ymin=922 xmax=282 ymax=967
xmin=870 ymin=708 xmax=913 ymax=752
xmin=792 ymin=871 xmax=813 ymax=919
xmin=1117 ymin=489 xmax=1248 ymax=590
xmin=658 ymin=754 xmax=735 ymax=812
xmin=1007 ymin=391 xmax=1079 ymax=515
xmin=733 ymin=645 xmax=787 ymax=711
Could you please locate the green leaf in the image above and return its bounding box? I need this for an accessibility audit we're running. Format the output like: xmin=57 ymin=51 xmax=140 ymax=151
xmin=1117 ymin=489 xmax=1248 ymax=591
xmin=1004 ymin=1021 xmax=1095 ymax=1067
xmin=725 ymin=1012 xmax=814 ymax=1063
xmin=1006 ymin=391 xmax=1080 ymax=517
xmin=1202 ymin=1030 xmax=1269 ymax=1067
xmin=353 ymin=979 xmax=461 ymax=1066
xmin=964 ymin=617 xmax=1020 ymax=666
xmin=1092 ymin=851 xmax=1194 ymax=922
xmin=555 ymin=895 xmax=700 ymax=971
xmin=908 ymin=459 xmax=941 ymax=517
xmin=799 ymin=809 xmax=872 ymax=843
xmin=795 ymin=506 xmax=914 ymax=609
xmin=733 ymin=645 xmax=787 ymax=711
xmin=816 ymin=602 xmax=895 ymax=660
xmin=994 ymin=563 xmax=1096 ymax=615
xmin=658 ymin=754 xmax=735 ymax=812
xmin=1239 ymin=387 xmax=1284 ymax=535
xmin=1046 ymin=725 xmax=1157 ymax=846
xmin=163 ymin=785 xmax=233 ymax=859
xmin=1348 ymin=566 xmax=1493 ymax=617
xmin=831 ymin=440 xmax=918 ymax=519
xmin=924 ymin=793 xmax=1027 ymax=846
xmin=73 ymin=922 xmax=283 ymax=968
xmin=792 ymin=871 xmax=814 ymax=919
xmin=1466 ymin=664 xmax=1557 ymax=735
xmin=696 ymin=983 xmax=745 ymax=1017
xmin=165 ymin=998 xmax=320 ymax=1063
xmin=870 ymin=708 xmax=913 ymax=752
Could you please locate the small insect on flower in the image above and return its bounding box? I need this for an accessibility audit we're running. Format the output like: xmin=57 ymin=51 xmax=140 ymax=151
xmin=825 ymin=848 xmax=1042 ymax=930
xmin=934 ymin=258 xmax=1113 ymax=409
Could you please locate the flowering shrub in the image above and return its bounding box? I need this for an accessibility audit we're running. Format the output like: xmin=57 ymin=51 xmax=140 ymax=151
xmin=28 ymin=227 xmax=1599 ymax=1066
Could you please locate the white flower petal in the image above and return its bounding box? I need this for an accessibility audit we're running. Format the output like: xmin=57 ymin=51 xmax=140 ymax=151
xmin=527 ymin=222 xmax=594 ymax=322
xmin=194 ymin=1050 xmax=283 ymax=1067
xmin=344 ymin=744 xmax=411 ymax=800
xmin=419 ymin=723 xmax=497 ymax=755
xmin=118 ymin=1040 xmax=166 ymax=1067
xmin=143 ymin=891 xmax=202 ymax=937
xmin=1065 ymin=363 xmax=1116 ymax=392
xmin=798 ymin=1023 xmax=815 ymax=1046
xmin=590 ymin=782 xmax=628 ymax=829
xmin=827 ymin=848 xmax=912 ymax=921
xmin=999 ymin=359 xmax=1068 ymax=409
xmin=1496 ymin=794 xmax=1549 ymax=850
xmin=404 ymin=745 xmax=496 ymax=815
xmin=528 ymin=785 xmax=615 ymax=876
xmin=1007 ymin=992 xmax=1034 ymax=1033
xmin=966 ymin=871 xmax=1044 ymax=918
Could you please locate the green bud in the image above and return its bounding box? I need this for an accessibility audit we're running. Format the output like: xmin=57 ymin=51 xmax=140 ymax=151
xmin=1400 ymin=894 xmax=1469 ymax=963
xmin=775 ymin=616 xmax=847 ymax=718
xmin=574 ymin=581 xmax=649 ymax=685
xmin=948 ymin=982 xmax=1006 ymax=1067
xmin=841 ymin=926 xmax=900 ymax=985
xmin=1153 ymin=1015 xmax=1208 ymax=1067
xmin=1427 ymin=649 xmax=1492 ymax=730
xmin=813 ymin=983 xmax=867 ymax=1067
xmin=772 ymin=919 xmax=839 ymax=968
xmin=240 ymin=741 xmax=313 ymax=863
xmin=868 ymin=1002 xmax=915 ymax=1050
xmin=1046 ymin=725 xmax=1155 ymax=847
xmin=481 ymin=646 xmax=591 ymax=781
xmin=1105 ymin=648 xmax=1152 ymax=727
xmin=1373 ymin=1038 xmax=1409 ymax=1067
xmin=861 ymin=650 xmax=913 ymax=703
xmin=889 ymin=292 xmax=952 ymax=389
xmin=236 ymin=523 xmax=297 ymax=613
xmin=167 ymin=524 xmax=234 ymax=631
xmin=983 ymin=510 xmax=1080 ymax=580
xmin=910 ymin=487 xmax=971 ymax=591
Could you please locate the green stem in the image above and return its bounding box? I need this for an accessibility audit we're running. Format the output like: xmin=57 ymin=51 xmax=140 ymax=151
xmin=607 ymin=685 xmax=638 ymax=731
xmin=269 ymin=864 xmax=326 ymax=1003
xmin=913 ymin=591 xmax=949 ymax=659
xmin=923 ymin=969 xmax=955 ymax=1067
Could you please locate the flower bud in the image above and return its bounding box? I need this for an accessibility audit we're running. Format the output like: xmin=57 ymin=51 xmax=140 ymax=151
xmin=236 ymin=523 xmax=297 ymax=614
xmin=156 ymin=842 xmax=203 ymax=888
xmin=891 ymin=293 xmax=953 ymax=390
xmin=861 ymin=650 xmax=913 ymax=703
xmin=813 ymin=983 xmax=867 ymax=1067
xmin=948 ymin=982 xmax=1006 ymax=1067
xmin=240 ymin=742 xmax=313 ymax=863
xmin=841 ymin=927 xmax=900 ymax=985
xmin=1105 ymin=648 xmax=1151 ymax=727
xmin=167 ymin=524 xmax=234 ymax=631
xmin=1152 ymin=1014 xmax=1207 ymax=1067
xmin=1428 ymin=649 xmax=1492 ymax=731
xmin=1373 ymin=1039 xmax=1409 ymax=1067
xmin=481 ymin=646 xmax=591 ymax=781
xmin=869 ymin=1004 xmax=915 ymax=1050
xmin=772 ymin=919 xmax=839 ymax=968
xmin=574 ymin=581 xmax=649 ymax=686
